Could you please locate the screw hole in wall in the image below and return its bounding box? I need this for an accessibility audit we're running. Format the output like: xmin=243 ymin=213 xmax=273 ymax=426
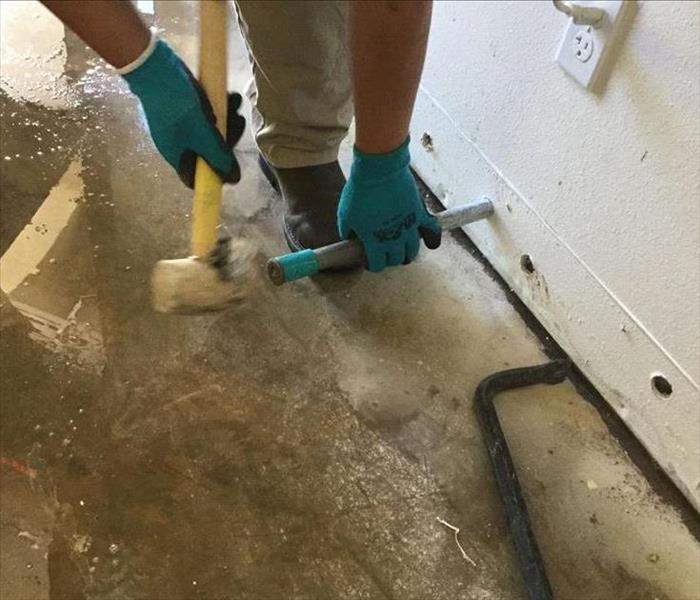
xmin=520 ymin=254 xmax=535 ymax=274
xmin=651 ymin=374 xmax=673 ymax=398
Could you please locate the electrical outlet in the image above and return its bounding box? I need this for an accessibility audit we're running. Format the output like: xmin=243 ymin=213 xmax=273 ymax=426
xmin=556 ymin=0 xmax=630 ymax=91
xmin=573 ymin=28 xmax=594 ymax=62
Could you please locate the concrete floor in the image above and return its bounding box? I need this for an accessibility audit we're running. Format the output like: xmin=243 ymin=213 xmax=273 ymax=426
xmin=1 ymin=2 xmax=699 ymax=599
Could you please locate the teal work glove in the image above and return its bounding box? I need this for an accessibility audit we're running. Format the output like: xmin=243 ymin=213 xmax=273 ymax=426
xmin=122 ymin=39 xmax=244 ymax=189
xmin=337 ymin=138 xmax=441 ymax=272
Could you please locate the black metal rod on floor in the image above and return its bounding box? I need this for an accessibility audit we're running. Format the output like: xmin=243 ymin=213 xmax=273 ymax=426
xmin=474 ymin=360 xmax=570 ymax=600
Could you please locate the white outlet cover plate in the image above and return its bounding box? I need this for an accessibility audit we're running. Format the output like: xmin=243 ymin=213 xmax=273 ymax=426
xmin=556 ymin=0 xmax=628 ymax=90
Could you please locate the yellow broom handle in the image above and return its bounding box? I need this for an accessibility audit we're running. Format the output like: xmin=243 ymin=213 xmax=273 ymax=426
xmin=191 ymin=0 xmax=228 ymax=257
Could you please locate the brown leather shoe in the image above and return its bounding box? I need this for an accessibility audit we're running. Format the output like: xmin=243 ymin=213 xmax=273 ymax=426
xmin=258 ymin=154 xmax=344 ymax=252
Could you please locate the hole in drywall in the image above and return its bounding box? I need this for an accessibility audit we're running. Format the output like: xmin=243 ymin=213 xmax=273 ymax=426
xmin=520 ymin=254 xmax=535 ymax=274
xmin=651 ymin=374 xmax=673 ymax=398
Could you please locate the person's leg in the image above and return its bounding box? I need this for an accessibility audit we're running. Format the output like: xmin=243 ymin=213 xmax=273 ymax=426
xmin=235 ymin=0 xmax=352 ymax=251
xmin=235 ymin=0 xmax=352 ymax=168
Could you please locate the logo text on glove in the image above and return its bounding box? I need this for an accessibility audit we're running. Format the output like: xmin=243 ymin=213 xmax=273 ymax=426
xmin=373 ymin=212 xmax=416 ymax=243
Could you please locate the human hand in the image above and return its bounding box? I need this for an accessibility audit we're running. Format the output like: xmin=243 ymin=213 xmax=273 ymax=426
xmin=121 ymin=39 xmax=245 ymax=188
xmin=337 ymin=138 xmax=440 ymax=272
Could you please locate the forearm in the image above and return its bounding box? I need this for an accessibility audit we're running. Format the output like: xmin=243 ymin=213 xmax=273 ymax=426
xmin=350 ymin=0 xmax=432 ymax=154
xmin=41 ymin=0 xmax=150 ymax=69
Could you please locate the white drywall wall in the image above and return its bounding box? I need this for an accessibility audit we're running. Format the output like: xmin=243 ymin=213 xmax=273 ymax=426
xmin=409 ymin=0 xmax=700 ymax=508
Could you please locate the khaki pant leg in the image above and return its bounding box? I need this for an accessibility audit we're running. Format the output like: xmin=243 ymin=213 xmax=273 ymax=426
xmin=234 ymin=0 xmax=352 ymax=168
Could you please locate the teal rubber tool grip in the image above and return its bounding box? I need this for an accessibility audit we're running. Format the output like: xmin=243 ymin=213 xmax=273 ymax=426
xmin=273 ymin=249 xmax=319 ymax=283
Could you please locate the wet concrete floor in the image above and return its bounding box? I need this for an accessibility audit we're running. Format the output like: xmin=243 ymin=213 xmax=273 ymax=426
xmin=1 ymin=2 xmax=699 ymax=599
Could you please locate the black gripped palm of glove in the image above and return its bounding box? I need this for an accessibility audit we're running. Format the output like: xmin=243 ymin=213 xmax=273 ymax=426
xmin=121 ymin=39 xmax=245 ymax=189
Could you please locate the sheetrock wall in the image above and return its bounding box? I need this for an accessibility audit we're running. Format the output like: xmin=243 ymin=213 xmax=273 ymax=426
xmin=408 ymin=0 xmax=700 ymax=509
